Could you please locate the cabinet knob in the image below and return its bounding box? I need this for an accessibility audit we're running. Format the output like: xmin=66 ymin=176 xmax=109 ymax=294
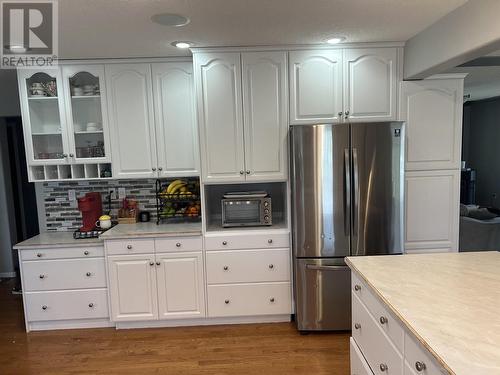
xmin=222 ymin=241 xmax=227 ymax=246
xmin=246 ymin=170 xmax=250 ymax=174
xmin=379 ymin=316 xmax=388 ymax=325
xmin=127 ymin=245 xmax=132 ymax=250
xmin=176 ymin=242 xmax=181 ymax=247
xmin=239 ymin=170 xmax=244 ymax=175
xmin=62 ymin=153 xmax=68 ymax=158
xmin=69 ymin=153 xmax=74 ymax=157
xmin=39 ymin=274 xmax=45 ymax=279
xmin=158 ymin=167 xmax=163 ymax=171
xmin=224 ymin=299 xmax=230 ymax=304
xmin=156 ymin=261 xmax=160 ymax=266
xmin=270 ymin=297 xmax=275 ymax=303
xmin=84 ymin=250 xmax=89 ymax=255
xmin=268 ymin=239 xmax=273 ymax=244
xmin=354 ymin=284 xmax=361 ymax=291
xmin=415 ymin=361 xmax=426 ymax=372
xmin=149 ymin=261 xmax=154 ymax=266
xmin=36 ymin=253 xmax=43 ymax=257
xmin=88 ymin=303 xmax=94 ymax=308
xmin=42 ymin=305 xmax=47 ymax=310
xmin=345 ymin=110 xmax=350 ymax=115
xmin=379 ymin=363 xmax=388 ymax=372
xmin=268 ymin=264 xmax=274 ymax=269
xmin=354 ymin=323 xmax=361 ymax=330
xmin=86 ymin=272 xmax=92 ymax=277
xmin=338 ymin=111 xmax=343 ymax=116
xmin=223 ymin=266 xmax=229 ymax=271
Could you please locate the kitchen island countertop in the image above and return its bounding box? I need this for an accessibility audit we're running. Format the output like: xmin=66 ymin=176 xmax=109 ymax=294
xmin=345 ymin=251 xmax=500 ymax=375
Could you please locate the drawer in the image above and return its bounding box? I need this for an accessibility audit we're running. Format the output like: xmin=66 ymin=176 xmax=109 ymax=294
xmin=352 ymin=272 xmax=404 ymax=349
xmin=205 ymin=232 xmax=289 ymax=251
xmin=206 ymin=249 xmax=290 ymax=284
xmin=22 ymin=258 xmax=106 ymax=291
xmin=25 ymin=289 xmax=109 ymax=322
xmin=351 ymin=337 xmax=374 ymax=375
xmin=404 ymin=332 xmax=444 ymax=375
xmin=207 ymin=282 xmax=291 ymax=317
xmin=20 ymin=246 xmax=104 ymax=261
xmin=106 ymin=239 xmax=155 ymax=255
xmin=155 ymin=237 xmax=202 ymax=253
xmin=352 ymin=293 xmax=403 ymax=375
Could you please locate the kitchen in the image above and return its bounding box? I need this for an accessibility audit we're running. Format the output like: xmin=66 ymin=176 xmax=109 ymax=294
xmin=0 ymin=1 xmax=499 ymax=374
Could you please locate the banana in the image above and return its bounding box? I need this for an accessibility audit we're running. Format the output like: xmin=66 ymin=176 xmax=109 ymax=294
xmin=170 ymin=182 xmax=187 ymax=194
xmin=166 ymin=180 xmax=184 ymax=194
xmin=180 ymin=186 xmax=188 ymax=193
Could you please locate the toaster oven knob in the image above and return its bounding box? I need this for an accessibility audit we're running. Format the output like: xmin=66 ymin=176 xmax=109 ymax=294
xmin=264 ymin=209 xmax=269 ymax=214
xmin=264 ymin=202 xmax=269 ymax=207
xmin=264 ymin=216 xmax=270 ymax=221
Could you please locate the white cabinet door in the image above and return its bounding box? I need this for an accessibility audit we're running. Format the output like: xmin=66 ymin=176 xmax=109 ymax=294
xmin=194 ymin=52 xmax=246 ymax=182
xmin=152 ymin=62 xmax=199 ymax=177
xmin=107 ymin=254 xmax=158 ymax=321
xmin=156 ymin=252 xmax=205 ymax=320
xmin=400 ymin=79 xmax=463 ymax=171
xmin=105 ymin=64 xmax=157 ymax=179
xmin=344 ymin=48 xmax=398 ymax=122
xmin=289 ymin=50 xmax=343 ymax=124
xmin=242 ymin=51 xmax=288 ymax=181
xmin=405 ymin=170 xmax=460 ymax=253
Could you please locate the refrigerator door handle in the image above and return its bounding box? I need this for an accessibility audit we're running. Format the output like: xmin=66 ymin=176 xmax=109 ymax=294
xmin=305 ymin=264 xmax=348 ymax=271
xmin=343 ymin=148 xmax=351 ymax=237
xmin=352 ymin=148 xmax=360 ymax=238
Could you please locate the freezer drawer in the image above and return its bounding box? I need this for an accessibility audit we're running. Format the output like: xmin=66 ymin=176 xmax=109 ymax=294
xmin=295 ymin=258 xmax=351 ymax=331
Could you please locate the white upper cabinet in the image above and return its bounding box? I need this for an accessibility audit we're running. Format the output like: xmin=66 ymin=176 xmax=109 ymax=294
xmin=195 ymin=52 xmax=246 ymax=183
xmin=105 ymin=63 xmax=157 ymax=179
xmin=400 ymin=78 xmax=463 ymax=171
xmin=152 ymin=62 xmax=199 ymax=177
xmin=344 ymin=48 xmax=398 ymax=122
xmin=289 ymin=50 xmax=343 ymax=124
xmin=242 ymin=51 xmax=288 ymax=181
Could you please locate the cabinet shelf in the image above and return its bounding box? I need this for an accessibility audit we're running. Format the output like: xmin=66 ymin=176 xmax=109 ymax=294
xmin=74 ymin=130 xmax=104 ymax=134
xmin=71 ymin=95 xmax=101 ymax=99
xmin=28 ymin=96 xmax=58 ymax=100
xmin=32 ymin=132 xmax=62 ymax=136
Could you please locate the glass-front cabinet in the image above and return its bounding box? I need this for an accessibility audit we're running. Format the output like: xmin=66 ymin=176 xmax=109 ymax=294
xmin=17 ymin=65 xmax=112 ymax=181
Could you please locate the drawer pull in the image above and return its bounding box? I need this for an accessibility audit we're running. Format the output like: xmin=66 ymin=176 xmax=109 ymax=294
xmin=84 ymin=250 xmax=89 ymax=255
xmin=36 ymin=253 xmax=43 ymax=258
xmin=222 ymin=241 xmax=228 ymax=246
xmin=224 ymin=299 xmax=230 ymax=304
xmin=354 ymin=323 xmax=361 ymax=330
xmin=268 ymin=264 xmax=274 ymax=269
xmin=379 ymin=363 xmax=388 ymax=372
xmin=268 ymin=239 xmax=273 ymax=244
xmin=156 ymin=262 xmax=161 ymax=266
xmin=354 ymin=284 xmax=361 ymax=291
xmin=176 ymin=242 xmax=181 ymax=247
xmin=415 ymin=361 xmax=426 ymax=372
xmin=88 ymin=303 xmax=94 ymax=308
xmin=149 ymin=261 xmax=155 ymax=266
xmin=379 ymin=316 xmax=388 ymax=325
xmin=86 ymin=272 xmax=92 ymax=277
xmin=270 ymin=297 xmax=275 ymax=303
xmin=39 ymin=274 xmax=45 ymax=279
xmin=127 ymin=245 xmax=133 ymax=250
xmin=223 ymin=266 xmax=229 ymax=271
xmin=42 ymin=305 xmax=47 ymax=310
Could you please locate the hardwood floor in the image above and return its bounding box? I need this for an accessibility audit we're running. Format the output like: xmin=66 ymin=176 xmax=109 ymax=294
xmin=0 ymin=279 xmax=350 ymax=375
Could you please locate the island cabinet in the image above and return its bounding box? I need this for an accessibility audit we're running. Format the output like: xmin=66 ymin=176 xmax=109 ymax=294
xmin=193 ymin=50 xmax=288 ymax=183
xmin=289 ymin=47 xmax=400 ymax=125
xmin=105 ymin=237 xmax=205 ymax=322
xmin=350 ymin=271 xmax=448 ymax=375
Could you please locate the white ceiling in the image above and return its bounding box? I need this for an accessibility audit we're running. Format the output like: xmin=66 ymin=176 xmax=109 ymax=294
xmin=448 ymin=66 xmax=500 ymax=101
xmin=58 ymin=0 xmax=467 ymax=59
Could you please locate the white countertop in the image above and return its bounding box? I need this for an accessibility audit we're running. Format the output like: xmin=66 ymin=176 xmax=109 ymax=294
xmin=99 ymin=222 xmax=202 ymax=240
xmin=14 ymin=232 xmax=103 ymax=249
xmin=345 ymin=252 xmax=500 ymax=375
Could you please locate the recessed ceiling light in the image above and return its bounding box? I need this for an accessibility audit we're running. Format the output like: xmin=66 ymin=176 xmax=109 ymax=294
xmin=8 ymin=45 xmax=27 ymax=53
xmin=326 ymin=36 xmax=346 ymax=44
xmin=151 ymin=13 xmax=190 ymax=27
xmin=172 ymin=41 xmax=192 ymax=49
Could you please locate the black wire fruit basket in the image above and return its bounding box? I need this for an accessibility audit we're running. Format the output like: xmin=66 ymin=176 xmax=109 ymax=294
xmin=155 ymin=179 xmax=201 ymax=224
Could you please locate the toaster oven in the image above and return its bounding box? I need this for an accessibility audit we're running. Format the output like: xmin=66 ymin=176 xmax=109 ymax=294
xmin=221 ymin=191 xmax=272 ymax=227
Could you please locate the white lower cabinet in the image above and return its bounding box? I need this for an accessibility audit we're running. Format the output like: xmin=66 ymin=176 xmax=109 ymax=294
xmin=350 ymin=337 xmax=374 ymax=375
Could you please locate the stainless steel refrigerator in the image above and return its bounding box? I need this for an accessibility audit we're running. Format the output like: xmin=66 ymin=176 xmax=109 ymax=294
xmin=290 ymin=122 xmax=405 ymax=331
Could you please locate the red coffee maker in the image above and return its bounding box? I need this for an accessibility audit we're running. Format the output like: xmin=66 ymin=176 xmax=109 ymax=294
xmin=78 ymin=192 xmax=103 ymax=232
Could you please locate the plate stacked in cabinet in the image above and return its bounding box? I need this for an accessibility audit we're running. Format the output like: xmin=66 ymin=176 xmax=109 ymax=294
xmin=204 ymin=231 xmax=292 ymax=318
xmin=18 ymin=245 xmax=111 ymax=331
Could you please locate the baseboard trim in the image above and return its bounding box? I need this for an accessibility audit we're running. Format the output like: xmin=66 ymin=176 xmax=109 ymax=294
xmin=115 ymin=314 xmax=292 ymax=330
xmin=0 ymin=271 xmax=17 ymax=278
xmin=28 ymin=318 xmax=115 ymax=332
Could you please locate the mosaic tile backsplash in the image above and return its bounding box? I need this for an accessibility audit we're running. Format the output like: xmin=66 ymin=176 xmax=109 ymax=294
xmin=43 ymin=179 xmax=158 ymax=232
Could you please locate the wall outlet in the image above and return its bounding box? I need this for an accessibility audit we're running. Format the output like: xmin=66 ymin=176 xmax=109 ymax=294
xmin=68 ymin=190 xmax=77 ymax=208
xmin=118 ymin=187 xmax=126 ymax=200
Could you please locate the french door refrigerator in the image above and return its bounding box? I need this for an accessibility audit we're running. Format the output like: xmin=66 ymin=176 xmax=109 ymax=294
xmin=290 ymin=122 xmax=405 ymax=331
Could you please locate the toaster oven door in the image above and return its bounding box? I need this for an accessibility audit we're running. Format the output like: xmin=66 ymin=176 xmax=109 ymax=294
xmin=222 ymin=199 xmax=262 ymax=227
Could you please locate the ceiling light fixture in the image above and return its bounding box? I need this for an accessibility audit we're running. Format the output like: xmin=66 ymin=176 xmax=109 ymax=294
xmin=172 ymin=41 xmax=192 ymax=49
xmin=326 ymin=36 xmax=346 ymax=44
xmin=151 ymin=13 xmax=190 ymax=27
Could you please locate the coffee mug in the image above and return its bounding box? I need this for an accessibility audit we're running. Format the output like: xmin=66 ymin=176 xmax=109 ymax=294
xmin=96 ymin=215 xmax=112 ymax=229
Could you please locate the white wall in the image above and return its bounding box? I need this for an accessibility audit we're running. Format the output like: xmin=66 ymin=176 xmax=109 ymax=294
xmin=0 ymin=70 xmax=21 ymax=117
xmin=404 ymin=0 xmax=500 ymax=79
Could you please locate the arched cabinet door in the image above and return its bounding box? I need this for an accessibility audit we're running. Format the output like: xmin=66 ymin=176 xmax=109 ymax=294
xmin=17 ymin=68 xmax=70 ymax=166
xmin=194 ymin=52 xmax=246 ymax=183
xmin=242 ymin=51 xmax=288 ymax=181
xmin=105 ymin=63 xmax=157 ymax=179
xmin=344 ymin=48 xmax=398 ymax=122
xmin=152 ymin=62 xmax=199 ymax=178
xmin=289 ymin=50 xmax=343 ymax=124
xmin=62 ymin=65 xmax=111 ymax=163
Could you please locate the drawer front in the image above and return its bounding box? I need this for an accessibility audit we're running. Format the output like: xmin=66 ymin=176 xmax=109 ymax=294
xmin=106 ymin=239 xmax=155 ymax=255
xmin=206 ymin=249 xmax=290 ymax=284
xmin=25 ymin=289 xmax=109 ymax=322
xmin=155 ymin=237 xmax=202 ymax=253
xmin=207 ymin=282 xmax=291 ymax=317
xmin=352 ymin=272 xmax=404 ymax=349
xmin=21 ymin=246 xmax=104 ymax=261
xmin=351 ymin=337 xmax=375 ymax=375
xmin=404 ymin=332 xmax=444 ymax=375
xmin=352 ymin=293 xmax=403 ymax=375
xmin=205 ymin=232 xmax=290 ymax=251
xmin=22 ymin=258 xmax=106 ymax=291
